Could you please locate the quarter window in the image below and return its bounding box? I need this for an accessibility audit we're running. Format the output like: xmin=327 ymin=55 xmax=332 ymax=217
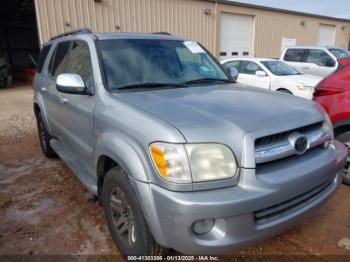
xmin=284 ymin=49 xmax=306 ymax=62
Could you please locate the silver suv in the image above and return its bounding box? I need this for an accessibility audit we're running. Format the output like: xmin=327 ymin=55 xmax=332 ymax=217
xmin=34 ymin=29 xmax=346 ymax=255
xmin=280 ymin=46 xmax=350 ymax=77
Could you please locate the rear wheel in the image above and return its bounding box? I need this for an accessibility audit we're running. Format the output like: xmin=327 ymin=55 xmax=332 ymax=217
xmin=336 ymin=131 xmax=350 ymax=185
xmin=102 ymin=167 xmax=168 ymax=256
xmin=36 ymin=112 xmax=57 ymax=158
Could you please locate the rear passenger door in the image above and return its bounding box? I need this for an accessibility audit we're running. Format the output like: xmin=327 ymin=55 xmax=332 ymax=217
xmin=45 ymin=41 xmax=71 ymax=138
xmin=304 ymin=49 xmax=337 ymax=77
xmin=57 ymin=40 xmax=96 ymax=165
xmin=282 ymin=48 xmax=307 ymax=73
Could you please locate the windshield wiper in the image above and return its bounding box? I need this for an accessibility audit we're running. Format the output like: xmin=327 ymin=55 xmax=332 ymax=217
xmin=115 ymin=82 xmax=188 ymax=91
xmin=184 ymin=78 xmax=234 ymax=84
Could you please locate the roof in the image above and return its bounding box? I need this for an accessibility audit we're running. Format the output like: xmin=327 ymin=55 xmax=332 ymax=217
xmin=218 ymin=0 xmax=350 ymax=22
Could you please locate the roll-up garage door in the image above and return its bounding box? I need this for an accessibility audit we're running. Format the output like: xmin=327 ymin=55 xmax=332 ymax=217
xmin=220 ymin=13 xmax=253 ymax=60
xmin=318 ymin=24 xmax=335 ymax=46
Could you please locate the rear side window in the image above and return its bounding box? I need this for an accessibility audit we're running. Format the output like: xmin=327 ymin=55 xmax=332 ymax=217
xmin=49 ymin=41 xmax=71 ymax=79
xmin=306 ymin=49 xmax=335 ymax=67
xmin=36 ymin=44 xmax=51 ymax=73
xmin=284 ymin=49 xmax=305 ymax=62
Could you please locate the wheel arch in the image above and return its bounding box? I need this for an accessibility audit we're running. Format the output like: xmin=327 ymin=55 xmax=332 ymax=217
xmin=334 ymin=119 xmax=350 ymax=137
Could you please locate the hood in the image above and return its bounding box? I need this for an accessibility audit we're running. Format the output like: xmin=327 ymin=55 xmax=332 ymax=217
xmin=113 ymin=84 xmax=323 ymax=145
xmin=280 ymin=74 xmax=322 ymax=87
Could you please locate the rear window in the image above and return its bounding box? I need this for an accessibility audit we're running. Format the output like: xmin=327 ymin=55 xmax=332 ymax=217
xmin=284 ymin=49 xmax=305 ymax=62
xmin=36 ymin=44 xmax=51 ymax=73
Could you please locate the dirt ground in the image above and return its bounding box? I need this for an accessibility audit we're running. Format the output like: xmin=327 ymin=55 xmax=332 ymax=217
xmin=1 ymin=85 xmax=350 ymax=258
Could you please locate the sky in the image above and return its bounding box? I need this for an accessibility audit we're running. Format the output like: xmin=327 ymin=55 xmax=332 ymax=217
xmin=231 ymin=0 xmax=350 ymax=19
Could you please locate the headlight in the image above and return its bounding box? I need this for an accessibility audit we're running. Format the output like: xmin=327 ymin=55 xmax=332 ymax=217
xmin=296 ymin=84 xmax=305 ymax=90
xmin=323 ymin=113 xmax=334 ymax=138
xmin=149 ymin=143 xmax=191 ymax=183
xmin=149 ymin=143 xmax=238 ymax=183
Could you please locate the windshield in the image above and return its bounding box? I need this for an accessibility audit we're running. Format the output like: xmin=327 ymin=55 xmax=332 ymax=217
xmin=328 ymin=48 xmax=350 ymax=59
xmin=261 ymin=60 xmax=301 ymax=76
xmin=99 ymin=39 xmax=229 ymax=90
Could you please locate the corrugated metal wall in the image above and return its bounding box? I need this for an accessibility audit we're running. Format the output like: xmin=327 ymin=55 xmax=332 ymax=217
xmin=34 ymin=0 xmax=217 ymax=51
xmin=217 ymin=3 xmax=350 ymax=58
xmin=34 ymin=0 xmax=350 ymax=58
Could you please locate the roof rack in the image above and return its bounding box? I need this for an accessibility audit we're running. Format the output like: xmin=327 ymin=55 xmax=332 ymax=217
xmin=153 ymin=32 xmax=172 ymax=35
xmin=50 ymin=28 xmax=93 ymax=41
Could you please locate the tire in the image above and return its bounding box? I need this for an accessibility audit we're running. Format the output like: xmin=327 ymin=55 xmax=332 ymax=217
xmin=277 ymin=88 xmax=292 ymax=94
xmin=336 ymin=131 xmax=350 ymax=185
xmin=102 ymin=167 xmax=168 ymax=256
xmin=36 ymin=112 xmax=57 ymax=158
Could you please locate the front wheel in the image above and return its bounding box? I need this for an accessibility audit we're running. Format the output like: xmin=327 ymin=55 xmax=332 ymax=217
xmin=336 ymin=132 xmax=350 ymax=185
xmin=102 ymin=167 xmax=168 ymax=256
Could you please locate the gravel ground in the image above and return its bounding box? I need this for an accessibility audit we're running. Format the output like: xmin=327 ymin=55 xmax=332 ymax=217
xmin=1 ymin=85 xmax=350 ymax=259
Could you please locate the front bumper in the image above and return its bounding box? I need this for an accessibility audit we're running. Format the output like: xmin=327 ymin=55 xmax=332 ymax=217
xmin=133 ymin=141 xmax=346 ymax=254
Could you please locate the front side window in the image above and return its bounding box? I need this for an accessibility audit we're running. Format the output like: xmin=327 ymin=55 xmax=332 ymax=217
xmin=328 ymin=48 xmax=350 ymax=59
xmin=49 ymin=41 xmax=71 ymax=79
xmin=284 ymin=49 xmax=305 ymax=62
xmin=307 ymin=49 xmax=335 ymax=67
xmin=223 ymin=61 xmax=241 ymax=72
xmin=66 ymin=41 xmax=94 ymax=88
xmin=261 ymin=60 xmax=301 ymax=76
xmin=99 ymin=39 xmax=229 ymax=90
xmin=240 ymin=61 xmax=262 ymax=75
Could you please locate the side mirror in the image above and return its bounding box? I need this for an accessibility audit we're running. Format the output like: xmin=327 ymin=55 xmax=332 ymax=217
xmin=227 ymin=67 xmax=239 ymax=81
xmin=255 ymin=70 xmax=267 ymax=77
xmin=56 ymin=74 xmax=87 ymax=94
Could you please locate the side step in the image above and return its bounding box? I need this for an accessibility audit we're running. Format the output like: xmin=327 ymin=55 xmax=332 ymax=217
xmin=50 ymin=139 xmax=98 ymax=195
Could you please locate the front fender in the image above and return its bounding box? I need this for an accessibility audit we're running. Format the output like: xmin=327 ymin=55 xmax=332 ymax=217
xmin=94 ymin=132 xmax=151 ymax=183
xmin=33 ymin=91 xmax=52 ymax=134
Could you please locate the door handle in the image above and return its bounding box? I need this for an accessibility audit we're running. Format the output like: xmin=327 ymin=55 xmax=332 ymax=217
xmin=59 ymin=97 xmax=68 ymax=104
xmin=40 ymin=87 xmax=47 ymax=93
xmin=302 ymin=66 xmax=309 ymax=69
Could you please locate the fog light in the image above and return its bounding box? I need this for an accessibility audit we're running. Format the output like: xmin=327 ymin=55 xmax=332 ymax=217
xmin=192 ymin=219 xmax=215 ymax=235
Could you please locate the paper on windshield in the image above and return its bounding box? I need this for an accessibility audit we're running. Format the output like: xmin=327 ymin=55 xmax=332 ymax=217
xmin=183 ymin=41 xmax=205 ymax=53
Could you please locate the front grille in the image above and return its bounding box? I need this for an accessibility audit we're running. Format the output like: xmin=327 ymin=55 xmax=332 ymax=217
xmin=254 ymin=180 xmax=332 ymax=225
xmin=254 ymin=121 xmax=330 ymax=164
xmin=255 ymin=122 xmax=323 ymax=149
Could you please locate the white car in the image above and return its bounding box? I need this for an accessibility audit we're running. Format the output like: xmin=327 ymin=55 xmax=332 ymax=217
xmin=221 ymin=58 xmax=322 ymax=99
xmin=280 ymin=46 xmax=350 ymax=77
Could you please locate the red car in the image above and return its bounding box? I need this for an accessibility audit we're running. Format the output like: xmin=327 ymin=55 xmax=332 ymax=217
xmin=313 ymin=57 xmax=350 ymax=184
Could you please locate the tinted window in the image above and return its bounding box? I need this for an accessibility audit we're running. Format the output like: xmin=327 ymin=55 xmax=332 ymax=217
xmin=223 ymin=61 xmax=241 ymax=72
xmin=284 ymin=49 xmax=305 ymax=62
xmin=306 ymin=49 xmax=335 ymax=67
xmin=49 ymin=41 xmax=71 ymax=79
xmin=36 ymin=44 xmax=51 ymax=73
xmin=99 ymin=39 xmax=228 ymax=90
xmin=66 ymin=41 xmax=94 ymax=88
xmin=240 ymin=61 xmax=262 ymax=75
